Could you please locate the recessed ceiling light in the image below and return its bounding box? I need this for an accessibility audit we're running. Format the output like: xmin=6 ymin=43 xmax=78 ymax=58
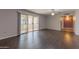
xmin=51 ymin=13 xmax=55 ymax=16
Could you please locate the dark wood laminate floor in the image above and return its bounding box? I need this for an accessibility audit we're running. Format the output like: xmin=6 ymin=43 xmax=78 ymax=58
xmin=0 ymin=29 xmax=79 ymax=49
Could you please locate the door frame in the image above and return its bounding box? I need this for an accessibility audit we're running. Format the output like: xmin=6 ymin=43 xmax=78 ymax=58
xmin=17 ymin=12 xmax=21 ymax=35
xmin=17 ymin=12 xmax=28 ymax=35
xmin=60 ymin=15 xmax=75 ymax=32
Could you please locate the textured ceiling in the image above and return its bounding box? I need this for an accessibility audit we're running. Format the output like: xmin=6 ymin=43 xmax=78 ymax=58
xmin=27 ymin=9 xmax=75 ymax=15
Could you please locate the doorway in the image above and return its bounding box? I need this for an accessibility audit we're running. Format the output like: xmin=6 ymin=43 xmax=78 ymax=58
xmin=20 ymin=14 xmax=39 ymax=34
xmin=61 ymin=15 xmax=74 ymax=32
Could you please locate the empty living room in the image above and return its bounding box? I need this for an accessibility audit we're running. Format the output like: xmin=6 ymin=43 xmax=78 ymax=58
xmin=0 ymin=9 xmax=79 ymax=49
xmin=1 ymin=0 xmax=79 ymax=59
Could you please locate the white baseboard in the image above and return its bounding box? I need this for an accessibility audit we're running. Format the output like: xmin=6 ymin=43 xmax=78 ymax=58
xmin=0 ymin=34 xmax=18 ymax=40
xmin=49 ymin=28 xmax=61 ymax=31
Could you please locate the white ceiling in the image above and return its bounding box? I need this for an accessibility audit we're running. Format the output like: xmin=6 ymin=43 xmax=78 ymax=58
xmin=27 ymin=9 xmax=75 ymax=15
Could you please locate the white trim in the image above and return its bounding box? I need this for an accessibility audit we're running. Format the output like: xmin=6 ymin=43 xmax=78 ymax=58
xmin=0 ymin=34 xmax=18 ymax=40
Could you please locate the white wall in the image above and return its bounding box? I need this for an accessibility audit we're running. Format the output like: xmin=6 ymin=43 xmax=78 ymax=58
xmin=74 ymin=10 xmax=79 ymax=35
xmin=46 ymin=15 xmax=61 ymax=31
xmin=39 ymin=15 xmax=46 ymax=29
xmin=0 ymin=9 xmax=18 ymax=39
xmin=0 ymin=9 xmax=46 ymax=40
xmin=46 ymin=11 xmax=75 ymax=31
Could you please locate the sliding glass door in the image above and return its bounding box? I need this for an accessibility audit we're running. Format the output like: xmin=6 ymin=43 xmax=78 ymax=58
xmin=28 ymin=15 xmax=33 ymax=32
xmin=20 ymin=14 xmax=39 ymax=34
xmin=34 ymin=16 xmax=39 ymax=30
xmin=20 ymin=14 xmax=28 ymax=34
